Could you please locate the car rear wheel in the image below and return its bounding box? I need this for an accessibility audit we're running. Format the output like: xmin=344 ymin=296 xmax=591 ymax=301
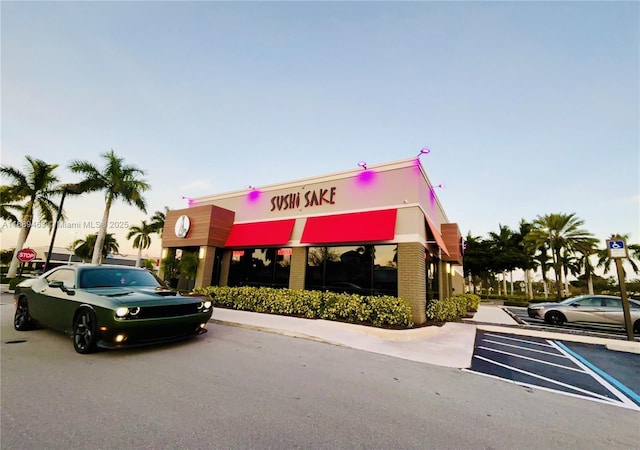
xmin=73 ymin=309 xmax=98 ymax=354
xmin=545 ymin=311 xmax=566 ymax=326
xmin=14 ymin=297 xmax=32 ymax=331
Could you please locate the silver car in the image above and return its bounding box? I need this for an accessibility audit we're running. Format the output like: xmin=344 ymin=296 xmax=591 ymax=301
xmin=527 ymin=295 xmax=640 ymax=333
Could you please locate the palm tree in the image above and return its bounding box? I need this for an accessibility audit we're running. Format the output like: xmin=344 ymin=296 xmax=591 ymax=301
xmin=527 ymin=213 xmax=595 ymax=300
xmin=597 ymin=233 xmax=640 ymax=277
xmin=0 ymin=185 xmax=24 ymax=225
xmin=532 ymin=246 xmax=552 ymax=299
xmin=127 ymin=220 xmax=154 ymax=267
xmin=150 ymin=207 xmax=169 ymax=237
xmin=574 ymin=238 xmax=600 ymax=295
xmin=1 ymin=157 xmax=60 ymax=277
xmin=72 ymin=233 xmax=119 ymax=263
xmin=516 ymin=220 xmax=537 ymax=300
xmin=488 ymin=224 xmax=520 ymax=297
xmin=69 ymin=150 xmax=150 ymax=265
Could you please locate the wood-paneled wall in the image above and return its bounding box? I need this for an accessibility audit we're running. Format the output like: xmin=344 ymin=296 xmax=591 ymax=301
xmin=162 ymin=205 xmax=235 ymax=248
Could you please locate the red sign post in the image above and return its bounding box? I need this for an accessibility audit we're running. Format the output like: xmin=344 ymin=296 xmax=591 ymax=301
xmin=17 ymin=248 xmax=37 ymax=263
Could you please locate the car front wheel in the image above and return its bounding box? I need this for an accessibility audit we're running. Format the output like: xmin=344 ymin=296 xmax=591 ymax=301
xmin=73 ymin=309 xmax=98 ymax=354
xmin=14 ymin=297 xmax=32 ymax=331
xmin=545 ymin=311 xmax=566 ymax=326
xmin=634 ymin=319 xmax=640 ymax=335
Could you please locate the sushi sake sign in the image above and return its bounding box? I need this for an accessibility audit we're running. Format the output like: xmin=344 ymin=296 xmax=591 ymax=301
xmin=606 ymin=239 xmax=628 ymax=259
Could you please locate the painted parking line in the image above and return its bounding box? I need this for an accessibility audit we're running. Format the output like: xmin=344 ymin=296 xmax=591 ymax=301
xmin=464 ymin=332 xmax=640 ymax=411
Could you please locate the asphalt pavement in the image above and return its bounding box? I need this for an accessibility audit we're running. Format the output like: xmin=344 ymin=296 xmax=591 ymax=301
xmin=210 ymin=303 xmax=640 ymax=368
xmin=4 ymin=283 xmax=639 ymax=368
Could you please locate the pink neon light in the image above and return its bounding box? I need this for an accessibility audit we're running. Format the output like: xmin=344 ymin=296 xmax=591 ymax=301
xmin=356 ymin=169 xmax=376 ymax=185
xmin=247 ymin=189 xmax=261 ymax=202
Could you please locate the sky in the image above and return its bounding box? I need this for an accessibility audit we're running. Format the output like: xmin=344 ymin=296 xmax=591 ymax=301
xmin=1 ymin=1 xmax=638 ymax=265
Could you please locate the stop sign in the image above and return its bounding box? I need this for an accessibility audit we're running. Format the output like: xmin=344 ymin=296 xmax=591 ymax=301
xmin=17 ymin=248 xmax=37 ymax=262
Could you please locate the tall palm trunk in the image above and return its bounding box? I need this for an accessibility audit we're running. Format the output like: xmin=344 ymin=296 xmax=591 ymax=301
xmin=92 ymin=194 xmax=113 ymax=265
xmin=525 ymin=270 xmax=533 ymax=300
xmin=7 ymin=209 xmax=33 ymax=278
xmin=502 ymin=271 xmax=507 ymax=298
xmin=135 ymin=246 xmax=142 ymax=268
xmin=553 ymin=248 xmax=563 ymax=300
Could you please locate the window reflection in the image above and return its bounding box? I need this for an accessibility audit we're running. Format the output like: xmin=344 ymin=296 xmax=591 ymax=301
xmin=306 ymin=245 xmax=398 ymax=296
xmin=228 ymin=248 xmax=292 ymax=288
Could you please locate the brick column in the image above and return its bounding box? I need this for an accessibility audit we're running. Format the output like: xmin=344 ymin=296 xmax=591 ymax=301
xmin=289 ymin=247 xmax=307 ymax=290
xmin=397 ymin=242 xmax=427 ymax=324
xmin=219 ymin=250 xmax=231 ymax=287
xmin=195 ymin=246 xmax=215 ymax=289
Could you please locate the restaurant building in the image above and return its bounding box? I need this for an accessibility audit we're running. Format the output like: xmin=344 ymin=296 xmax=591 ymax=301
xmin=160 ymin=157 xmax=463 ymax=325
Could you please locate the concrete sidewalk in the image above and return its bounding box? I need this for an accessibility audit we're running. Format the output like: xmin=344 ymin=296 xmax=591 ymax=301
xmin=211 ymin=304 xmax=517 ymax=368
xmin=211 ymin=304 xmax=640 ymax=367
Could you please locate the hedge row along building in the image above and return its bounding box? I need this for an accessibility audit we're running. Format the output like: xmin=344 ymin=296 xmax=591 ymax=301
xmin=160 ymin=157 xmax=463 ymax=325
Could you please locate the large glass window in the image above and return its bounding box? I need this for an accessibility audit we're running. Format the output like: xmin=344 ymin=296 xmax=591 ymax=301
xmin=306 ymin=245 xmax=397 ymax=296
xmin=228 ymin=248 xmax=292 ymax=288
xmin=426 ymin=253 xmax=440 ymax=301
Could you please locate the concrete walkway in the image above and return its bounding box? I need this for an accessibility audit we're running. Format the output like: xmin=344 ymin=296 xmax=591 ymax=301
xmin=211 ymin=304 xmax=640 ymax=367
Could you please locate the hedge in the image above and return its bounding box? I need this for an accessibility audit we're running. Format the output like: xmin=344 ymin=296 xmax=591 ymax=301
xmin=193 ymin=286 xmax=414 ymax=328
xmin=425 ymin=293 xmax=481 ymax=323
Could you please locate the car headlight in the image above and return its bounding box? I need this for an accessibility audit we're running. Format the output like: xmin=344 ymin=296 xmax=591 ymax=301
xmin=198 ymin=300 xmax=212 ymax=311
xmin=115 ymin=307 xmax=129 ymax=318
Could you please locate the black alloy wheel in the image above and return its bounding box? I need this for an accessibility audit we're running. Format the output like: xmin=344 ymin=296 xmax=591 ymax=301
xmin=14 ymin=297 xmax=32 ymax=331
xmin=545 ymin=311 xmax=566 ymax=326
xmin=633 ymin=319 xmax=640 ymax=335
xmin=73 ymin=309 xmax=98 ymax=354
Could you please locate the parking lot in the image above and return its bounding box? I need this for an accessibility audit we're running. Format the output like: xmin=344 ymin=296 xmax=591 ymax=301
xmin=505 ymin=306 xmax=640 ymax=342
xmin=465 ymin=331 xmax=640 ymax=411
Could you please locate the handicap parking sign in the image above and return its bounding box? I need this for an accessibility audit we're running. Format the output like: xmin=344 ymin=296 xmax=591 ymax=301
xmin=607 ymin=239 xmax=628 ymax=258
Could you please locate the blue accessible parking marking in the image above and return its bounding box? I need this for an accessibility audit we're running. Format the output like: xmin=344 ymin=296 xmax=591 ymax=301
xmin=464 ymin=331 xmax=640 ymax=411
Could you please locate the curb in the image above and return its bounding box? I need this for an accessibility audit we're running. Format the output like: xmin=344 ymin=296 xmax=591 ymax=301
xmin=209 ymin=318 xmax=344 ymax=348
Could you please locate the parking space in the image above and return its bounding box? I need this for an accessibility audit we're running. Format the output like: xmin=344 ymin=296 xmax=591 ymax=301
xmin=465 ymin=331 xmax=640 ymax=411
xmin=505 ymin=306 xmax=640 ymax=341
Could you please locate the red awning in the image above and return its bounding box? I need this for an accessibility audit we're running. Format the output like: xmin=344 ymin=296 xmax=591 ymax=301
xmin=224 ymin=219 xmax=295 ymax=247
xmin=425 ymin=214 xmax=450 ymax=256
xmin=300 ymin=209 xmax=397 ymax=244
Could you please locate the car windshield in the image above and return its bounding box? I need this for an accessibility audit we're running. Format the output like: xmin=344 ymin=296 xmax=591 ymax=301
xmin=79 ymin=268 xmax=161 ymax=288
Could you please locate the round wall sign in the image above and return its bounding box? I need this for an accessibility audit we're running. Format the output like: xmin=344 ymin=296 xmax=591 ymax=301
xmin=174 ymin=215 xmax=191 ymax=238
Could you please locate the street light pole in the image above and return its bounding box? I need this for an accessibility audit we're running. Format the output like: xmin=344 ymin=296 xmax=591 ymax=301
xmin=44 ymin=184 xmax=80 ymax=272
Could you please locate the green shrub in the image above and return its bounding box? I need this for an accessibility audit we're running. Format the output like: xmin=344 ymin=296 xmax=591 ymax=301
xmin=194 ymin=286 xmax=413 ymax=328
xmin=425 ymin=294 xmax=471 ymax=322
xmin=461 ymin=293 xmax=481 ymax=312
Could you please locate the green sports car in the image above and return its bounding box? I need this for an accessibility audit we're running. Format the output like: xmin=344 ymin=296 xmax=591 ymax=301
xmin=13 ymin=265 xmax=213 ymax=354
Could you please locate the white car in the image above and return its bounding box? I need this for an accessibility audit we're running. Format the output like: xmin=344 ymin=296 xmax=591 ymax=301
xmin=527 ymin=295 xmax=640 ymax=333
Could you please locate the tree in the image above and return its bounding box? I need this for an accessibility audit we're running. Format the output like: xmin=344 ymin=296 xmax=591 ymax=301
xmin=0 ymin=185 xmax=24 ymax=225
xmin=69 ymin=150 xmax=150 ymax=265
xmin=72 ymin=233 xmax=119 ymax=263
xmin=1 ymin=156 xmax=61 ymax=277
xmin=515 ymin=220 xmax=537 ymax=299
xmin=127 ymin=220 xmax=154 ymax=267
xmin=462 ymin=233 xmax=495 ymax=295
xmin=150 ymin=206 xmax=169 ymax=237
xmin=573 ymin=238 xmax=600 ymax=295
xmin=488 ymin=224 xmax=521 ymax=297
xmin=527 ymin=213 xmax=595 ymax=300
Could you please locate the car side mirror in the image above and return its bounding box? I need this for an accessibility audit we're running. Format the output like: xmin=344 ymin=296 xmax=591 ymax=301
xmin=49 ymin=280 xmax=75 ymax=295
